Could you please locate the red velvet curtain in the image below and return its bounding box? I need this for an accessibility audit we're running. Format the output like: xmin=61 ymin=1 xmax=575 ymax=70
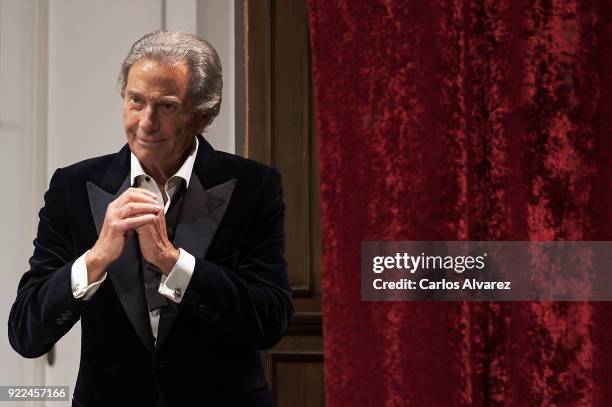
xmin=307 ymin=1 xmax=612 ymax=405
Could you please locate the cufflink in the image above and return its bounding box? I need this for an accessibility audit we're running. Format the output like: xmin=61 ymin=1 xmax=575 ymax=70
xmin=72 ymin=283 xmax=80 ymax=294
xmin=174 ymin=288 xmax=182 ymax=299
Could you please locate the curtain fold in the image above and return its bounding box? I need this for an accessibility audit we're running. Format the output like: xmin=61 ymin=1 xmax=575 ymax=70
xmin=307 ymin=0 xmax=612 ymax=405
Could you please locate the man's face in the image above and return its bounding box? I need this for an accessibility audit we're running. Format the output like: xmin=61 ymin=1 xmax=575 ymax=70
xmin=123 ymin=58 xmax=202 ymax=172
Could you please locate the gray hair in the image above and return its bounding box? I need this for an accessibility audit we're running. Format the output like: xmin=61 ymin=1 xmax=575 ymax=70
xmin=118 ymin=30 xmax=223 ymax=132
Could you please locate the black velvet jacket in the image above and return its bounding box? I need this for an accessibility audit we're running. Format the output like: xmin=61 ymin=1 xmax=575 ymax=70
xmin=8 ymin=135 xmax=293 ymax=407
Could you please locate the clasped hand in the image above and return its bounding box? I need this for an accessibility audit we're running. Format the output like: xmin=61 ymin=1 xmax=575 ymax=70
xmin=86 ymin=187 xmax=180 ymax=284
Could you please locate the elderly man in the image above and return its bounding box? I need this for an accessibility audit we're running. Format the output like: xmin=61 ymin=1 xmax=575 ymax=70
xmin=8 ymin=31 xmax=293 ymax=407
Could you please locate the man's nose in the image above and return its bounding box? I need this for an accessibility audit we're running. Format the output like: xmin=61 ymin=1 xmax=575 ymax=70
xmin=139 ymin=104 xmax=160 ymax=134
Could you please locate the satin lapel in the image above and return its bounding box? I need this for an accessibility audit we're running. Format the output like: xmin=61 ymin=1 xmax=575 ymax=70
xmin=155 ymin=174 xmax=237 ymax=352
xmin=86 ymin=176 xmax=155 ymax=355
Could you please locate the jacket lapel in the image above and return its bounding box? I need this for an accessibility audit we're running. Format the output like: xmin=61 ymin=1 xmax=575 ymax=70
xmin=85 ymin=144 xmax=155 ymax=355
xmin=155 ymin=173 xmax=237 ymax=352
xmin=84 ymin=136 xmax=237 ymax=355
xmin=154 ymin=135 xmax=237 ymax=352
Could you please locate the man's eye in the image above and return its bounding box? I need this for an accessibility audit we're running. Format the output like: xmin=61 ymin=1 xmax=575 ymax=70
xmin=161 ymin=103 xmax=176 ymax=112
xmin=130 ymin=97 xmax=143 ymax=105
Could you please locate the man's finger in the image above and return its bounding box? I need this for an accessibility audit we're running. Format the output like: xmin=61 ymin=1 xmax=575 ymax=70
xmin=117 ymin=213 xmax=158 ymax=231
xmin=117 ymin=188 xmax=159 ymax=206
xmin=120 ymin=202 xmax=163 ymax=219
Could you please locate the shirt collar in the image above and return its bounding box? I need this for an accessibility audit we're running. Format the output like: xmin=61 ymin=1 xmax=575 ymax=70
xmin=130 ymin=137 xmax=199 ymax=187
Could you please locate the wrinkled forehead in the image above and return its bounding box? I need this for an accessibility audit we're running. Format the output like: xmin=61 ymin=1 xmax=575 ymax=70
xmin=125 ymin=58 xmax=192 ymax=100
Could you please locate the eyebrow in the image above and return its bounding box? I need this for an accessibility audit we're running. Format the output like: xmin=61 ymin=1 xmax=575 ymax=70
xmin=125 ymin=91 xmax=181 ymax=105
xmin=158 ymin=97 xmax=181 ymax=105
xmin=126 ymin=90 xmax=143 ymax=99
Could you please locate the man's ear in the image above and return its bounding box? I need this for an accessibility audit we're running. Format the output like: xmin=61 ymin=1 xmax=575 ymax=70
xmin=198 ymin=112 xmax=214 ymax=133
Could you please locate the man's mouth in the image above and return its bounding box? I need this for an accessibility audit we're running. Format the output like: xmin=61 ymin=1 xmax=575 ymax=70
xmin=137 ymin=136 xmax=167 ymax=146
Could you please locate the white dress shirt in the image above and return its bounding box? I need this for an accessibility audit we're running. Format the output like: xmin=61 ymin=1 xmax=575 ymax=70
xmin=70 ymin=138 xmax=199 ymax=341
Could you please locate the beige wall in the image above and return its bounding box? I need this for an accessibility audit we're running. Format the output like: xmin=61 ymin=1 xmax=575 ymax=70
xmin=1 ymin=0 xmax=237 ymax=400
xmin=0 ymin=0 xmax=48 ymax=394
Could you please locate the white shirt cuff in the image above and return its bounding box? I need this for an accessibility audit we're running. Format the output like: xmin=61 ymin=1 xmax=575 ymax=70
xmin=158 ymin=248 xmax=195 ymax=303
xmin=71 ymin=250 xmax=107 ymax=300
